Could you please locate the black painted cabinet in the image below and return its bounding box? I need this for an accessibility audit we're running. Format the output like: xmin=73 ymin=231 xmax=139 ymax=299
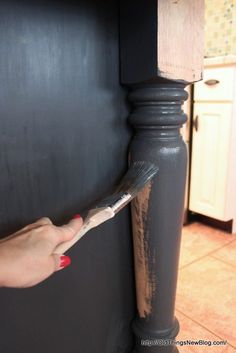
xmin=0 ymin=1 xmax=135 ymax=352
xmin=0 ymin=1 xmax=204 ymax=352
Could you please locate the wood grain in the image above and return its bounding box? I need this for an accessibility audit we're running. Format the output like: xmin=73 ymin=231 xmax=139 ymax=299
xmin=158 ymin=0 xmax=204 ymax=82
xmin=131 ymin=182 xmax=155 ymax=318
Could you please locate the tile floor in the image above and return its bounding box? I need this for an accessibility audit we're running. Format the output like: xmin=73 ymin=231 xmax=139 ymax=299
xmin=176 ymin=222 xmax=236 ymax=353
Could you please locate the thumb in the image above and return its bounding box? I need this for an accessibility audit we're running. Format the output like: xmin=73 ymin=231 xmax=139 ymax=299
xmin=56 ymin=215 xmax=83 ymax=243
xmin=52 ymin=254 xmax=72 ymax=272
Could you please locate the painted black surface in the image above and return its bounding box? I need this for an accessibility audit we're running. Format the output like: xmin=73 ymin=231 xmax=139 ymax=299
xmin=129 ymin=84 xmax=188 ymax=353
xmin=0 ymin=1 xmax=135 ymax=352
xmin=120 ymin=0 xmax=158 ymax=84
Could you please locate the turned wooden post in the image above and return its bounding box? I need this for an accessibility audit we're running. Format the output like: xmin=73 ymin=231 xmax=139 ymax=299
xmin=120 ymin=1 xmax=204 ymax=352
xmin=128 ymin=83 xmax=187 ymax=353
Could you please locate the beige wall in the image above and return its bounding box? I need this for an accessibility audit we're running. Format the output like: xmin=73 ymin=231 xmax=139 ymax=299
xmin=205 ymin=0 xmax=236 ymax=57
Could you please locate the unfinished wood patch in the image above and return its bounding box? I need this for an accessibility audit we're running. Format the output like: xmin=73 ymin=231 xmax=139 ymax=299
xmin=158 ymin=0 xmax=204 ymax=82
xmin=131 ymin=181 xmax=156 ymax=318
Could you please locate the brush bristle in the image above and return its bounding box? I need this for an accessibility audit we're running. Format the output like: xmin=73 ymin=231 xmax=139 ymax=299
xmin=94 ymin=161 xmax=159 ymax=211
xmin=115 ymin=161 xmax=159 ymax=197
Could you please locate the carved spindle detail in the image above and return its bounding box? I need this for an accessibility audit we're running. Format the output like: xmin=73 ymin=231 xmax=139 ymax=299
xmin=128 ymin=83 xmax=188 ymax=353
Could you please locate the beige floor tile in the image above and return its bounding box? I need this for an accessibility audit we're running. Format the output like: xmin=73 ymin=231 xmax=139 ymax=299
xmin=211 ymin=240 xmax=236 ymax=268
xmin=179 ymin=223 xmax=234 ymax=268
xmin=176 ymin=311 xmax=236 ymax=353
xmin=176 ymin=256 xmax=236 ymax=347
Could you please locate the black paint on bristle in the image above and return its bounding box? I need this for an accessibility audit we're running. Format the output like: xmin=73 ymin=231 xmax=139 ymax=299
xmin=116 ymin=161 xmax=159 ymax=197
xmin=96 ymin=161 xmax=158 ymax=209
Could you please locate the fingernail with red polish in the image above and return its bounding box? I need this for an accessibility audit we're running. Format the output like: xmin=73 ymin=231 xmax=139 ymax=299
xmin=73 ymin=214 xmax=81 ymax=219
xmin=60 ymin=255 xmax=71 ymax=269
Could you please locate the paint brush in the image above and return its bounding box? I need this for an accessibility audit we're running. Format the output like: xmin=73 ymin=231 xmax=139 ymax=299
xmin=54 ymin=161 xmax=158 ymax=254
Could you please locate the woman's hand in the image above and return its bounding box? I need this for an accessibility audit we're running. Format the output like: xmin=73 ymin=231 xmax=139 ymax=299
xmin=0 ymin=216 xmax=83 ymax=288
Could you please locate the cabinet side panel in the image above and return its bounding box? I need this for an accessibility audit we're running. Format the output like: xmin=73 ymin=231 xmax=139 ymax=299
xmin=0 ymin=1 xmax=135 ymax=353
xmin=225 ymin=69 xmax=236 ymax=229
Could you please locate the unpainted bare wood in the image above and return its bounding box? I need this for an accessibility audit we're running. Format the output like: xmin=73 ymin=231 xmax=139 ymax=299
xmin=157 ymin=0 xmax=204 ymax=82
xmin=120 ymin=0 xmax=204 ymax=84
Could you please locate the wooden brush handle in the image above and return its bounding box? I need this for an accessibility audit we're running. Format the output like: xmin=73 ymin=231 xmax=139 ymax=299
xmin=53 ymin=220 xmax=94 ymax=254
xmin=53 ymin=207 xmax=114 ymax=255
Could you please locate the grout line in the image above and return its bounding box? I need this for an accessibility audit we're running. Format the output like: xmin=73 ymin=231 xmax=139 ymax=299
xmin=209 ymin=254 xmax=236 ymax=269
xmin=179 ymin=238 xmax=236 ymax=270
xmin=175 ymin=309 xmax=236 ymax=349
